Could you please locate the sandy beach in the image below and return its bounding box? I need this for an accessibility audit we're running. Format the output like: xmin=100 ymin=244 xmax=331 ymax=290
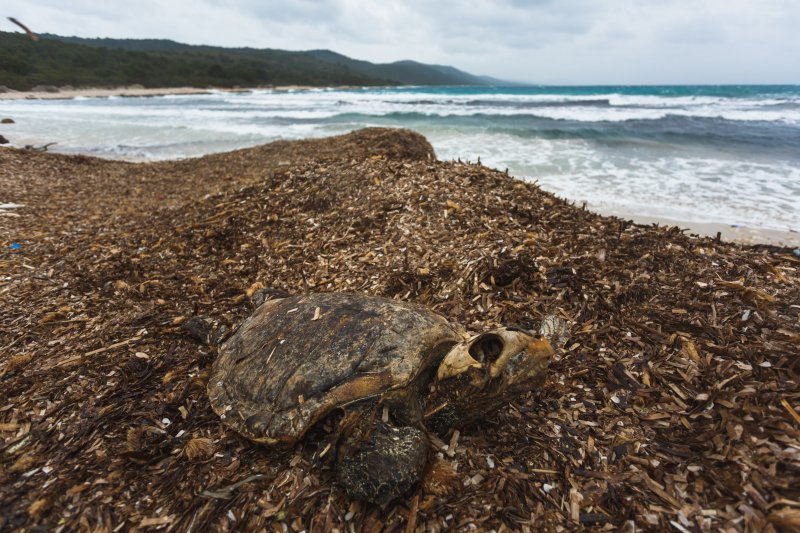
xmin=598 ymin=210 xmax=800 ymax=247
xmin=0 ymin=85 xmax=321 ymax=100
xmin=1 ymin=129 xmax=799 ymax=530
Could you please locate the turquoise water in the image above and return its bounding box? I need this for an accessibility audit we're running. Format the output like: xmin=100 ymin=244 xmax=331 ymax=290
xmin=1 ymin=85 xmax=799 ymax=232
xmin=375 ymin=84 xmax=800 ymax=98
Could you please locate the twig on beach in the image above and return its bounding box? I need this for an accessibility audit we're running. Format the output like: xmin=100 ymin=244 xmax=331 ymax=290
xmin=83 ymin=335 xmax=144 ymax=357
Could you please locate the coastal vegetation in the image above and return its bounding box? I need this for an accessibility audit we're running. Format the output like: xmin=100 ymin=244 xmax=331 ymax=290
xmin=0 ymin=31 xmax=498 ymax=90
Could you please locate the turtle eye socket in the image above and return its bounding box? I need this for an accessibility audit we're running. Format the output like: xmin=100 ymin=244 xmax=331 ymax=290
xmin=469 ymin=334 xmax=504 ymax=364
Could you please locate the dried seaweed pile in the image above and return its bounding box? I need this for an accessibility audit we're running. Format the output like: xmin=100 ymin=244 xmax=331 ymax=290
xmin=1 ymin=128 xmax=799 ymax=531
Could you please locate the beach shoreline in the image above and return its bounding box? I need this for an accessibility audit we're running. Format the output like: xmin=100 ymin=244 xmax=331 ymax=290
xmin=0 ymin=85 xmax=324 ymax=100
xmin=596 ymin=209 xmax=800 ymax=248
xmin=2 ymin=84 xmax=797 ymax=246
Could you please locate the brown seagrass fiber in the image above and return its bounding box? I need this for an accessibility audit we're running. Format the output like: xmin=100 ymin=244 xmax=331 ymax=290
xmin=1 ymin=128 xmax=799 ymax=531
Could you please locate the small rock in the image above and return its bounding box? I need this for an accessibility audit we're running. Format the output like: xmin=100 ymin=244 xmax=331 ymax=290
xmin=0 ymin=135 xmax=9 ymax=145
xmin=1 ymin=118 xmax=14 ymax=124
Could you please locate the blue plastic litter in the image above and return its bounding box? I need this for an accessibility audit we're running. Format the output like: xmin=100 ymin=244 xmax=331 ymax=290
xmin=10 ymin=243 xmax=20 ymax=250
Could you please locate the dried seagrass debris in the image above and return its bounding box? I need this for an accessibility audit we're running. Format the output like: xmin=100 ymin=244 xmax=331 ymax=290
xmin=1 ymin=128 xmax=798 ymax=531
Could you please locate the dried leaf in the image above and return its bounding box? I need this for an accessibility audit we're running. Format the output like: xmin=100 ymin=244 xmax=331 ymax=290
xmin=27 ymin=498 xmax=50 ymax=519
xmin=184 ymin=438 xmax=215 ymax=460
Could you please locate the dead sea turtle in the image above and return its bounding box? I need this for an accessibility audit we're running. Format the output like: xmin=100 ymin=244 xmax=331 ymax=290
xmin=207 ymin=292 xmax=557 ymax=505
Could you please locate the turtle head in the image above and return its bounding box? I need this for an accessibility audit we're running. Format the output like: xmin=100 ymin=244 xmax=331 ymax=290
xmin=437 ymin=327 xmax=553 ymax=390
xmin=425 ymin=327 xmax=554 ymax=431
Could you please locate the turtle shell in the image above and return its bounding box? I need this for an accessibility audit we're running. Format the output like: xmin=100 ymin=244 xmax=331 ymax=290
xmin=207 ymin=293 xmax=468 ymax=445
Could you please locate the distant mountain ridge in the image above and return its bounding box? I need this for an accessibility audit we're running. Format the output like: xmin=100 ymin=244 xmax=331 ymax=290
xmin=303 ymin=49 xmax=507 ymax=86
xmin=23 ymin=33 xmax=506 ymax=88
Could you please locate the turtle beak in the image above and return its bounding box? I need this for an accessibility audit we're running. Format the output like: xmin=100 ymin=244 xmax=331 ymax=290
xmin=488 ymin=332 xmax=553 ymax=389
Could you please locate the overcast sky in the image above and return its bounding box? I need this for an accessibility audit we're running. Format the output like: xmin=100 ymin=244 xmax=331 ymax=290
xmin=6 ymin=0 xmax=800 ymax=84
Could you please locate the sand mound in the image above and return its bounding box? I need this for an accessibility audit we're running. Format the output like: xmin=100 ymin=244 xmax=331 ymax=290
xmin=1 ymin=129 xmax=798 ymax=531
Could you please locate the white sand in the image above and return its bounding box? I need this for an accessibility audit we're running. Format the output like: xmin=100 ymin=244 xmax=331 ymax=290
xmin=0 ymin=85 xmax=322 ymax=100
xmin=605 ymin=210 xmax=800 ymax=247
xmin=0 ymin=86 xmax=215 ymax=100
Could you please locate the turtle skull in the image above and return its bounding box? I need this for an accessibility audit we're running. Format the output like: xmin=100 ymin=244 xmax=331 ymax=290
xmin=436 ymin=327 xmax=553 ymax=392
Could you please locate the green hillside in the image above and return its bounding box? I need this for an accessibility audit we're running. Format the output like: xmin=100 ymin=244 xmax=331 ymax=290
xmin=0 ymin=32 xmax=502 ymax=90
xmin=44 ymin=35 xmax=504 ymax=86
xmin=305 ymin=50 xmax=506 ymax=86
xmin=0 ymin=32 xmax=391 ymax=90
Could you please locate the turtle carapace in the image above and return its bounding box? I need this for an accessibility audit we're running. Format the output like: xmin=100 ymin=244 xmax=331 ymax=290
xmin=207 ymin=292 xmax=555 ymax=505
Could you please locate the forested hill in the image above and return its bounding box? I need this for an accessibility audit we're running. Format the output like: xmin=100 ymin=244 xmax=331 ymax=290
xmin=304 ymin=50 xmax=505 ymax=86
xmin=0 ymin=31 xmax=502 ymax=90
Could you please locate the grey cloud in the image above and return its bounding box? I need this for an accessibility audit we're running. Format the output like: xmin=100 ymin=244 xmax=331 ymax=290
xmin=209 ymin=0 xmax=338 ymax=25
xmin=6 ymin=0 xmax=800 ymax=83
xmin=662 ymin=19 xmax=727 ymax=45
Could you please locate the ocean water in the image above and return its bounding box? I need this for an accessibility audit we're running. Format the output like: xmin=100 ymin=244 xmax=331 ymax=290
xmin=2 ymin=85 xmax=799 ymax=233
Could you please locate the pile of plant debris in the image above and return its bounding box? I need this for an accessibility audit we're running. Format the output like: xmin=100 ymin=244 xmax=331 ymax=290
xmin=1 ymin=128 xmax=798 ymax=531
